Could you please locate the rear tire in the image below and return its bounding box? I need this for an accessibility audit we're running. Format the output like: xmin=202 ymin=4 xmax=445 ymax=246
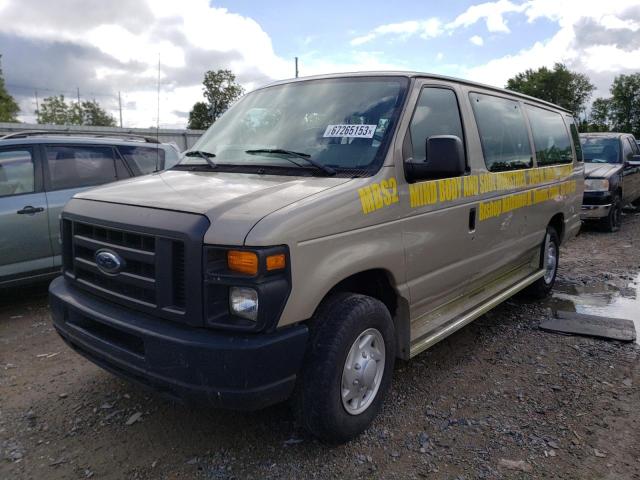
xmin=524 ymin=226 xmax=559 ymax=300
xmin=602 ymin=194 xmax=622 ymax=232
xmin=293 ymin=293 xmax=395 ymax=444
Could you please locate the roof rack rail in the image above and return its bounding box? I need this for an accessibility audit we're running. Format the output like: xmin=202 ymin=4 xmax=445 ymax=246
xmin=0 ymin=130 xmax=160 ymax=144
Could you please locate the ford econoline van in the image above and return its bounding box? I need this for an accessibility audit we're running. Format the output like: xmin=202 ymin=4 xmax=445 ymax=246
xmin=49 ymin=72 xmax=584 ymax=443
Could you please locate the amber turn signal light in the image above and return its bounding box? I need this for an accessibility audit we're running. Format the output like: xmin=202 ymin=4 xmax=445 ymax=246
xmin=227 ymin=250 xmax=258 ymax=275
xmin=266 ymin=253 xmax=286 ymax=271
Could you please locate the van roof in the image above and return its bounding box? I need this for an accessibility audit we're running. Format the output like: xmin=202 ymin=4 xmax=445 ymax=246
xmin=261 ymin=71 xmax=574 ymax=114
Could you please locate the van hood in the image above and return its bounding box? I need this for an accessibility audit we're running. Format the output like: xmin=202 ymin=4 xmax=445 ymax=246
xmin=74 ymin=170 xmax=351 ymax=244
xmin=584 ymin=163 xmax=621 ymax=179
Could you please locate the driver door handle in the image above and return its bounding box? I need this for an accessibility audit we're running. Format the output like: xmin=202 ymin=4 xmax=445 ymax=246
xmin=17 ymin=205 xmax=45 ymax=215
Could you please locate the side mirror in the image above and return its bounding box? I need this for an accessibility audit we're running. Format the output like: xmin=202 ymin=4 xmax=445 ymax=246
xmin=628 ymin=154 xmax=640 ymax=167
xmin=405 ymin=135 xmax=465 ymax=183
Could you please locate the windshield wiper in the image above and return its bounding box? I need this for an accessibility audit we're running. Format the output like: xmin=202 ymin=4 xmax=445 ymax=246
xmin=184 ymin=150 xmax=217 ymax=168
xmin=245 ymin=148 xmax=336 ymax=176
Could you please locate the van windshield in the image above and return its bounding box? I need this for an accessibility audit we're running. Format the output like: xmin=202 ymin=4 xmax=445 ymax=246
xmin=581 ymin=137 xmax=620 ymax=164
xmin=179 ymin=77 xmax=409 ymax=175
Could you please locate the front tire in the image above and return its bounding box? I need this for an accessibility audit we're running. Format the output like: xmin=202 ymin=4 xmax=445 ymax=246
xmin=294 ymin=293 xmax=395 ymax=444
xmin=524 ymin=226 xmax=559 ymax=299
xmin=602 ymin=194 xmax=622 ymax=232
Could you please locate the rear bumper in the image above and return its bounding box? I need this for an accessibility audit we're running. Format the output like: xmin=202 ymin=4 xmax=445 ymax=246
xmin=49 ymin=276 xmax=308 ymax=410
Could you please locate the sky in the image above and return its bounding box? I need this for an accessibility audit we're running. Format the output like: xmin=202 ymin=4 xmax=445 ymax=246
xmin=0 ymin=0 xmax=639 ymax=128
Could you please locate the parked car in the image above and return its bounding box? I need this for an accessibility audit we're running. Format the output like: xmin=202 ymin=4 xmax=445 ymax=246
xmin=0 ymin=132 xmax=180 ymax=287
xmin=579 ymin=132 xmax=640 ymax=231
xmin=49 ymin=72 xmax=583 ymax=443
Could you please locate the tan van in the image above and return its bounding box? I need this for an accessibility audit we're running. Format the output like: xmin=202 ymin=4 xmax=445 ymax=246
xmin=49 ymin=72 xmax=584 ymax=443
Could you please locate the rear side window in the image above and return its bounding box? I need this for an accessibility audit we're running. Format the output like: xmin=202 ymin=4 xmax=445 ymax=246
xmin=626 ymin=137 xmax=639 ymax=156
xmin=469 ymin=93 xmax=532 ymax=172
xmin=118 ymin=146 xmax=165 ymax=174
xmin=46 ymin=145 xmax=119 ymax=190
xmin=408 ymin=87 xmax=464 ymax=161
xmin=0 ymin=148 xmax=34 ymax=197
xmin=622 ymin=137 xmax=633 ymax=162
xmin=526 ymin=106 xmax=573 ymax=165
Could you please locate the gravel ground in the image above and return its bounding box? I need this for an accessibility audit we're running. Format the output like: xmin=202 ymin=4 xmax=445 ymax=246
xmin=1 ymin=211 xmax=640 ymax=480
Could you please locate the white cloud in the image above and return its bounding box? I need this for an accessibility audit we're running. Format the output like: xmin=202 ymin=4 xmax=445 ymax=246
xmin=350 ymin=18 xmax=443 ymax=46
xmin=436 ymin=52 xmax=444 ymax=61
xmin=462 ymin=0 xmax=640 ymax=99
xmin=470 ymin=35 xmax=484 ymax=46
xmin=447 ymin=0 xmax=525 ymax=33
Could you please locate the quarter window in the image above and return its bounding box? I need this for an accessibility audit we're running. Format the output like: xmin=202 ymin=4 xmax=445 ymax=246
xmin=118 ymin=146 xmax=166 ymax=174
xmin=0 ymin=149 xmax=35 ymax=197
xmin=46 ymin=146 xmax=119 ymax=190
xmin=526 ymin=106 xmax=573 ymax=165
xmin=469 ymin=93 xmax=532 ymax=172
xmin=408 ymin=87 xmax=464 ymax=161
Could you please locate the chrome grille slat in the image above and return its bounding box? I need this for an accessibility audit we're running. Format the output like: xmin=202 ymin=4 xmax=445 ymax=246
xmin=73 ymin=257 xmax=156 ymax=289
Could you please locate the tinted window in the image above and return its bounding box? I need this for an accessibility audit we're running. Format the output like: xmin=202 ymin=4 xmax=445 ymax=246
xmin=581 ymin=137 xmax=620 ymax=164
xmin=469 ymin=93 xmax=532 ymax=172
xmin=46 ymin=145 xmax=118 ymax=190
xmin=0 ymin=149 xmax=34 ymax=197
xmin=565 ymin=116 xmax=583 ymax=162
xmin=630 ymin=138 xmax=640 ymax=155
xmin=409 ymin=87 xmax=464 ymax=161
xmin=526 ymin=106 xmax=573 ymax=165
xmin=118 ymin=146 xmax=165 ymax=174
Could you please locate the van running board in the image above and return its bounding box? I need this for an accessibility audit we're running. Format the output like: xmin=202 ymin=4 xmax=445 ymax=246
xmin=409 ymin=269 xmax=545 ymax=358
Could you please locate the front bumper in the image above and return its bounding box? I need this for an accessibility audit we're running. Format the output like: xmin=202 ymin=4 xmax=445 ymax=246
xmin=581 ymin=191 xmax=612 ymax=220
xmin=49 ymin=276 xmax=308 ymax=410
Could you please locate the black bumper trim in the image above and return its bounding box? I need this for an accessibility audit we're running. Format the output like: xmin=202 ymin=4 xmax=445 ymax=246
xmin=49 ymin=276 xmax=308 ymax=410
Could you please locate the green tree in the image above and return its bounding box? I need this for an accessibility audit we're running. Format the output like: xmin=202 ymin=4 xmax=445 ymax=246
xmin=0 ymin=55 xmax=20 ymax=122
xmin=586 ymin=97 xmax=612 ymax=132
xmin=506 ymin=63 xmax=595 ymax=114
xmin=80 ymin=100 xmax=116 ymax=127
xmin=36 ymin=95 xmax=116 ymax=126
xmin=187 ymin=101 xmax=211 ymax=130
xmin=608 ymin=73 xmax=640 ymax=137
xmin=188 ymin=69 xmax=244 ymax=129
xmin=36 ymin=95 xmax=70 ymax=124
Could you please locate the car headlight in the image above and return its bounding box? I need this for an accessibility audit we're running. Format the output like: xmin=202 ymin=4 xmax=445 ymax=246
xmin=229 ymin=287 xmax=259 ymax=321
xmin=585 ymin=178 xmax=609 ymax=192
xmin=203 ymin=245 xmax=290 ymax=332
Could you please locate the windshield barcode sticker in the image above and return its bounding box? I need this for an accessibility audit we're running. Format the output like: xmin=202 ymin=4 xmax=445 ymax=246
xmin=323 ymin=124 xmax=377 ymax=138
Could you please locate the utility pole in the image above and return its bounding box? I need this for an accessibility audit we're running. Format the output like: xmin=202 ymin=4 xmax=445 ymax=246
xmin=76 ymin=87 xmax=80 ymax=104
xmin=118 ymin=91 xmax=123 ymax=128
xmin=295 ymin=57 xmax=299 ymax=78
xmin=34 ymin=90 xmax=39 ymax=120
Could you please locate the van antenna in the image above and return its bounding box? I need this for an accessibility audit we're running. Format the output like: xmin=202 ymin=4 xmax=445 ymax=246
xmin=155 ymin=53 xmax=161 ymax=172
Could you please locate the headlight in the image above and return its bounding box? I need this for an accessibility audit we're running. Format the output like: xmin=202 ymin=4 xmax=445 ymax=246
xmin=229 ymin=287 xmax=259 ymax=321
xmin=585 ymin=178 xmax=609 ymax=192
xmin=203 ymin=245 xmax=291 ymax=332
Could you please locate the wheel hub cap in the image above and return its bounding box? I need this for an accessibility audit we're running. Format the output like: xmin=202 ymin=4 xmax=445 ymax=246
xmin=341 ymin=328 xmax=385 ymax=415
xmin=544 ymin=233 xmax=557 ymax=284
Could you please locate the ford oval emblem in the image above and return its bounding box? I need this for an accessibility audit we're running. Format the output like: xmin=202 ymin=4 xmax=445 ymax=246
xmin=95 ymin=249 xmax=125 ymax=275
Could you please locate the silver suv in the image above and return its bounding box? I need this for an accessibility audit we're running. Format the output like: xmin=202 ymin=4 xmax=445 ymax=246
xmin=0 ymin=132 xmax=180 ymax=287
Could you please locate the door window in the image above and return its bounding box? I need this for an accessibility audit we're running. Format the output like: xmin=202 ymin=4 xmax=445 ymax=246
xmin=117 ymin=146 xmax=165 ymax=174
xmin=622 ymin=138 xmax=634 ymax=162
xmin=626 ymin=138 xmax=639 ymax=156
xmin=565 ymin=116 xmax=583 ymax=162
xmin=526 ymin=106 xmax=573 ymax=165
xmin=46 ymin=145 xmax=119 ymax=190
xmin=469 ymin=92 xmax=532 ymax=172
xmin=0 ymin=149 xmax=35 ymax=197
xmin=408 ymin=87 xmax=464 ymax=162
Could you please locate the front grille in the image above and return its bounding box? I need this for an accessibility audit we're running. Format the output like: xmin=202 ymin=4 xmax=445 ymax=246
xmin=62 ymin=219 xmax=187 ymax=317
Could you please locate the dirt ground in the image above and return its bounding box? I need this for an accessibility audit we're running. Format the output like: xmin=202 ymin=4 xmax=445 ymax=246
xmin=2 ymin=212 xmax=640 ymax=480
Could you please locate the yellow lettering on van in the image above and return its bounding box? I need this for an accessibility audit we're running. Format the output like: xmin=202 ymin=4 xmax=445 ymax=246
xmin=370 ymin=183 xmax=384 ymax=209
xmin=463 ymin=176 xmax=479 ymax=197
xmin=358 ymin=186 xmax=376 ymax=214
xmin=380 ymin=179 xmax=392 ymax=206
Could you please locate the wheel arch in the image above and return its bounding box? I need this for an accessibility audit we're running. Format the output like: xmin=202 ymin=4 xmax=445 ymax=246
xmin=316 ymin=268 xmax=411 ymax=360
